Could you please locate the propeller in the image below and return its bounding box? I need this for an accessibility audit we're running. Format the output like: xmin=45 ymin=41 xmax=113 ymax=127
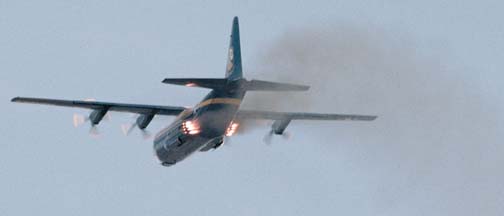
xmin=72 ymin=113 xmax=88 ymax=128
xmin=262 ymin=129 xmax=291 ymax=145
xmin=120 ymin=121 xmax=136 ymax=136
xmin=262 ymin=130 xmax=273 ymax=145
xmin=120 ymin=114 xmax=153 ymax=140
xmin=72 ymin=98 xmax=111 ymax=138
xmin=73 ymin=113 xmax=111 ymax=126
xmin=262 ymin=119 xmax=292 ymax=145
xmin=141 ymin=130 xmax=153 ymax=140
xmin=89 ymin=125 xmax=101 ymax=138
xmin=121 ymin=122 xmax=152 ymax=139
xmin=73 ymin=113 xmax=109 ymax=137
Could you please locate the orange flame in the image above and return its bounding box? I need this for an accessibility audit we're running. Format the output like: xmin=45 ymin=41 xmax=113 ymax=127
xmin=225 ymin=122 xmax=239 ymax=137
xmin=182 ymin=120 xmax=201 ymax=135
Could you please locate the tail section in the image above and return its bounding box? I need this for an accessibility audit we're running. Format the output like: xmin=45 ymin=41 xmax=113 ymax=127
xmin=161 ymin=17 xmax=310 ymax=92
xmin=225 ymin=16 xmax=242 ymax=81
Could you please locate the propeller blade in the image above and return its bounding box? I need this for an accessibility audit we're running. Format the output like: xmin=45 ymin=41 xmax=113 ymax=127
xmin=127 ymin=122 xmax=137 ymax=135
xmin=89 ymin=125 xmax=101 ymax=138
xmin=262 ymin=130 xmax=290 ymax=145
xmin=120 ymin=124 xmax=132 ymax=136
xmin=141 ymin=129 xmax=152 ymax=140
xmin=120 ymin=117 xmax=152 ymax=140
xmin=263 ymin=130 xmax=274 ymax=145
xmin=120 ymin=122 xmax=138 ymax=136
xmin=104 ymin=113 xmax=112 ymax=121
xmin=72 ymin=113 xmax=87 ymax=128
xmin=283 ymin=131 xmax=291 ymax=140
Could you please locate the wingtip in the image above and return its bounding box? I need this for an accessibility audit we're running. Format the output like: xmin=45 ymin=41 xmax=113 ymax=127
xmin=355 ymin=115 xmax=378 ymax=121
xmin=294 ymin=84 xmax=310 ymax=91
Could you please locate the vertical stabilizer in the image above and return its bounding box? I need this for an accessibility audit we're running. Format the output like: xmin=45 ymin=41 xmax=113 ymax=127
xmin=225 ymin=16 xmax=242 ymax=81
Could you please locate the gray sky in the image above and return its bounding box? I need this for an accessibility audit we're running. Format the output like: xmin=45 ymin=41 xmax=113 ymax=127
xmin=1 ymin=1 xmax=503 ymax=215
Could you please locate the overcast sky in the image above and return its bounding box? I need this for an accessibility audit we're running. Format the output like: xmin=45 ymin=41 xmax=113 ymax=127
xmin=1 ymin=1 xmax=503 ymax=215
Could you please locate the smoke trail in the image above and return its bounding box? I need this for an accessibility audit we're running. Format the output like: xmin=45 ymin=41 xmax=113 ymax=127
xmin=242 ymin=25 xmax=397 ymax=112
xmin=238 ymin=24 xmax=404 ymax=135
xmin=239 ymin=23 xmax=504 ymax=211
xmin=243 ymin=23 xmax=501 ymax=146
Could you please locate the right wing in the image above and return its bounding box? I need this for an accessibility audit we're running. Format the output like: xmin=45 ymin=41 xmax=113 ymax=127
xmin=236 ymin=110 xmax=377 ymax=121
xmin=235 ymin=109 xmax=377 ymax=135
xmin=11 ymin=97 xmax=186 ymax=116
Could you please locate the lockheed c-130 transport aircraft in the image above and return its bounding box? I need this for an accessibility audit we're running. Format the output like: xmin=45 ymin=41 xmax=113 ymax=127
xmin=12 ymin=17 xmax=377 ymax=166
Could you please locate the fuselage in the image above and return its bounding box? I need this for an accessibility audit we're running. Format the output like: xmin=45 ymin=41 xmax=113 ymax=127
xmin=154 ymin=16 xmax=245 ymax=166
xmin=153 ymin=86 xmax=245 ymax=166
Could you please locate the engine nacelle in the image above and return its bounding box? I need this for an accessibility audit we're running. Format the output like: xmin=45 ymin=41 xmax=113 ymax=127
xmin=136 ymin=114 xmax=155 ymax=129
xmin=89 ymin=109 xmax=108 ymax=125
xmin=272 ymin=118 xmax=291 ymax=135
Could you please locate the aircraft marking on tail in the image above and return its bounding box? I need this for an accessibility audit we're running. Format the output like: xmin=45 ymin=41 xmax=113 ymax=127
xmin=226 ymin=47 xmax=234 ymax=72
xmin=225 ymin=17 xmax=242 ymax=81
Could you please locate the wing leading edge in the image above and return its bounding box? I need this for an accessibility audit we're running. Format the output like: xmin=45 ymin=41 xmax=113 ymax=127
xmin=11 ymin=97 xmax=186 ymax=115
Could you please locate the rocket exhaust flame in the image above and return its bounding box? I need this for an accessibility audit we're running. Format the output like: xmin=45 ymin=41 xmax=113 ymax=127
xmin=182 ymin=120 xmax=201 ymax=135
xmin=225 ymin=122 xmax=239 ymax=137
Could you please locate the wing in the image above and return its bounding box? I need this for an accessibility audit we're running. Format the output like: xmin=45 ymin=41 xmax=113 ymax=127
xmin=11 ymin=97 xmax=185 ymax=116
xmin=235 ymin=109 xmax=377 ymax=135
xmin=236 ymin=109 xmax=377 ymax=121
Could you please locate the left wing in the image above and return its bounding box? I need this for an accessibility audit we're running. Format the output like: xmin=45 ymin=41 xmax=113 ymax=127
xmin=235 ymin=109 xmax=377 ymax=134
xmin=11 ymin=97 xmax=186 ymax=127
xmin=11 ymin=97 xmax=186 ymax=115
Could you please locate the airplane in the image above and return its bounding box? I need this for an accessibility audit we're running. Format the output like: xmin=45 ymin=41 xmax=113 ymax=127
xmin=11 ymin=17 xmax=377 ymax=166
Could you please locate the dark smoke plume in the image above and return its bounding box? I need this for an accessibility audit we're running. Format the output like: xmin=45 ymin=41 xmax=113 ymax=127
xmin=237 ymin=23 xmax=503 ymax=209
xmin=242 ymin=25 xmax=400 ymax=112
xmin=240 ymin=22 xmax=501 ymax=155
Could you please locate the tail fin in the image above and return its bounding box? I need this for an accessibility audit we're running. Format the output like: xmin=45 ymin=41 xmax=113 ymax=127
xmin=225 ymin=16 xmax=242 ymax=81
xmin=161 ymin=17 xmax=310 ymax=92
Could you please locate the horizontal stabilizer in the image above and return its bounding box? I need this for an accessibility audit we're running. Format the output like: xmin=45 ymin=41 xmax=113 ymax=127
xmin=162 ymin=78 xmax=228 ymax=89
xmin=244 ymin=80 xmax=309 ymax=91
xmin=162 ymin=78 xmax=309 ymax=92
